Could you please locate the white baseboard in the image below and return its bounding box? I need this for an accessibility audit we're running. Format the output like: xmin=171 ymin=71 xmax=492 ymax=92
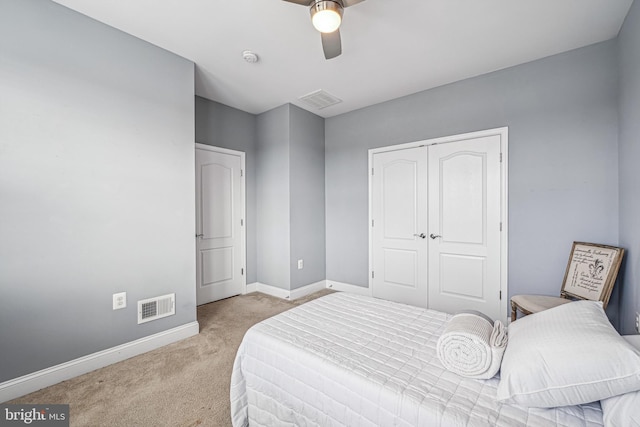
xmin=0 ymin=321 xmax=199 ymax=403
xmin=244 ymin=282 xmax=257 ymax=294
xmin=245 ymin=280 xmax=328 ymax=301
xmin=249 ymin=282 xmax=291 ymax=299
xmin=326 ymin=280 xmax=372 ymax=296
xmin=290 ymin=280 xmax=327 ymax=300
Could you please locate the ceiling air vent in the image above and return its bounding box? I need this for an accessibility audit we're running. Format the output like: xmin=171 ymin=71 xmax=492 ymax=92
xmin=298 ymin=89 xmax=342 ymax=110
xmin=137 ymin=293 xmax=175 ymax=324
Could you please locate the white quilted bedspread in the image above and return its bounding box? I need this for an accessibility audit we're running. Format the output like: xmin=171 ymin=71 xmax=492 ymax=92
xmin=230 ymin=292 xmax=603 ymax=427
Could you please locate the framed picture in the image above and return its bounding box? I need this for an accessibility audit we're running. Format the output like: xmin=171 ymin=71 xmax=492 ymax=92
xmin=560 ymin=241 xmax=625 ymax=308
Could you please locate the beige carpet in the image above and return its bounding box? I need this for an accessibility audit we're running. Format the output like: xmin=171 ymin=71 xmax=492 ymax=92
xmin=10 ymin=289 xmax=335 ymax=427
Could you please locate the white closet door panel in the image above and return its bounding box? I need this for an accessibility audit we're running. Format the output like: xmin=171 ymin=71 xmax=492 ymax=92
xmin=428 ymin=135 xmax=502 ymax=319
xmin=440 ymin=153 xmax=484 ymax=244
xmin=372 ymin=147 xmax=427 ymax=307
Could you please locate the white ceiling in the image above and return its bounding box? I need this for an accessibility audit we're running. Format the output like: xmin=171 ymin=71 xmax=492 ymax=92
xmin=51 ymin=0 xmax=633 ymax=118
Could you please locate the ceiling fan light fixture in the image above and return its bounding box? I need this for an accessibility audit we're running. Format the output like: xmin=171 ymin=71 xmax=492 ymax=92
xmin=310 ymin=1 xmax=343 ymax=33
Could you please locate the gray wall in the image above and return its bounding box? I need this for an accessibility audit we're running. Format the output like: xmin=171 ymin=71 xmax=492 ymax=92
xmin=325 ymin=41 xmax=620 ymax=322
xmin=256 ymin=105 xmax=292 ymax=289
xmin=289 ymin=105 xmax=326 ymax=289
xmin=0 ymin=0 xmax=196 ymax=382
xmin=254 ymin=104 xmax=327 ymax=291
xmin=618 ymin=0 xmax=640 ymax=335
xmin=195 ymin=97 xmax=257 ymax=284
xmin=197 ymin=101 xmax=326 ymax=291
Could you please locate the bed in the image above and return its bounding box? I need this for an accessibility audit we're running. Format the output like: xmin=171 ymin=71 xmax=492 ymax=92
xmin=230 ymin=292 xmax=640 ymax=426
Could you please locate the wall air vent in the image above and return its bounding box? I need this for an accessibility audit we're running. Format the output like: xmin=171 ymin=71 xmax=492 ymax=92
xmin=137 ymin=293 xmax=175 ymax=324
xmin=298 ymin=89 xmax=342 ymax=110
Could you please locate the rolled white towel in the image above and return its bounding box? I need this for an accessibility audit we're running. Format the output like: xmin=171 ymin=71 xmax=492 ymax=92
xmin=437 ymin=311 xmax=507 ymax=379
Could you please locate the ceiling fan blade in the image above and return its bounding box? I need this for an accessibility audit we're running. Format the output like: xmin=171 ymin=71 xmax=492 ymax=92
xmin=342 ymin=0 xmax=366 ymax=7
xmin=321 ymin=30 xmax=342 ymax=59
xmin=282 ymin=0 xmax=312 ymax=5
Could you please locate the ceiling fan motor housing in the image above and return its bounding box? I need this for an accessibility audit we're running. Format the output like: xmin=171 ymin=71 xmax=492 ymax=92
xmin=310 ymin=0 xmax=344 ymax=33
xmin=283 ymin=0 xmax=366 ymax=58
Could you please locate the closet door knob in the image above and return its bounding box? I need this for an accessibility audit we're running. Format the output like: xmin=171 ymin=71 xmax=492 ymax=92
xmin=430 ymin=234 xmax=442 ymax=239
xmin=413 ymin=233 xmax=426 ymax=239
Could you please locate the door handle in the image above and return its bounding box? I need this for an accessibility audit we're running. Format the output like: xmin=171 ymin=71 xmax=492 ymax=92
xmin=195 ymin=234 xmax=204 ymax=238
xmin=430 ymin=234 xmax=442 ymax=239
xmin=413 ymin=233 xmax=426 ymax=239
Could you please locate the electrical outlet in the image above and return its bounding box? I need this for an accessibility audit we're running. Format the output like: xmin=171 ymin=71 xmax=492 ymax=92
xmin=636 ymin=312 xmax=640 ymax=333
xmin=297 ymin=259 xmax=304 ymax=270
xmin=113 ymin=292 xmax=127 ymax=310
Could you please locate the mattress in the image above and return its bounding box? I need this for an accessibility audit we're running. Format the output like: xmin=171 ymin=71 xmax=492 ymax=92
xmin=230 ymin=292 xmax=603 ymax=426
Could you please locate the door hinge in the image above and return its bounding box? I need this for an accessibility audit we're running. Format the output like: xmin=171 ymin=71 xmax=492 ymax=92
xmin=499 ymin=153 xmax=503 ymax=163
xmin=241 ymin=268 xmax=244 ymax=275
xmin=372 ymin=219 xmax=374 ymax=227
xmin=500 ymin=290 xmax=502 ymax=300
xmin=371 ymin=168 xmax=374 ymax=175
xmin=241 ymin=219 xmax=244 ymax=226
xmin=499 ymin=222 xmax=502 ymax=231
xmin=371 ymin=271 xmax=375 ymax=279
xmin=240 ymin=169 xmax=244 ymax=177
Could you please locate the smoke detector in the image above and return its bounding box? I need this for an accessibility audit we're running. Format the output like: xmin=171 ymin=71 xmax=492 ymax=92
xmin=242 ymin=50 xmax=259 ymax=63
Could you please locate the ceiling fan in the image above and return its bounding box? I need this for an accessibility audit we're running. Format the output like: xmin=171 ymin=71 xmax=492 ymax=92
xmin=283 ymin=0 xmax=366 ymax=60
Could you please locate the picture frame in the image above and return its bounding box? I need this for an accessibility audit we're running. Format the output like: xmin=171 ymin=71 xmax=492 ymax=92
xmin=560 ymin=241 xmax=625 ymax=308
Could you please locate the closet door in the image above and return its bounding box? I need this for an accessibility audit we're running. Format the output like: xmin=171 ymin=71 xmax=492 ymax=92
xmin=371 ymin=147 xmax=428 ymax=307
xmin=427 ymin=135 xmax=502 ymax=319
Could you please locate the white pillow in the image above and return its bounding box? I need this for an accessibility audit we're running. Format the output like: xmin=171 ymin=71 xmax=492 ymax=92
xmin=496 ymin=300 xmax=640 ymax=408
xmin=601 ymin=390 xmax=640 ymax=427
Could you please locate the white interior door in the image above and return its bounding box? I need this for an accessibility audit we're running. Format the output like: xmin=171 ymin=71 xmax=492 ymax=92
xmin=370 ymin=129 xmax=506 ymax=320
xmin=427 ymin=135 xmax=502 ymax=319
xmin=371 ymin=147 xmax=428 ymax=307
xmin=195 ymin=145 xmax=245 ymax=305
